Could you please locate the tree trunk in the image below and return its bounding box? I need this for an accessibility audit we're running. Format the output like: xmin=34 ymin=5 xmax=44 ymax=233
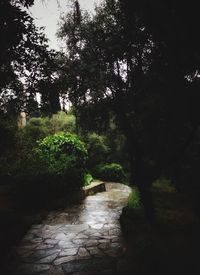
xmin=117 ymin=109 xmax=156 ymax=222
xmin=128 ymin=145 xmax=155 ymax=222
xmin=137 ymin=183 xmax=155 ymax=222
xmin=49 ymin=90 xmax=61 ymax=114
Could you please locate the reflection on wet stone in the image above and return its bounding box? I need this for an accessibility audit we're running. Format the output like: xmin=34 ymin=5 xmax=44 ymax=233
xmin=9 ymin=183 xmax=131 ymax=274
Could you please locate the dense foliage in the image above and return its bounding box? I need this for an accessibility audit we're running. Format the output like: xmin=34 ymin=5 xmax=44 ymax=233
xmin=2 ymin=132 xmax=87 ymax=209
xmin=85 ymin=133 xmax=110 ymax=170
xmin=94 ymin=163 xmax=126 ymax=183
xmin=37 ymin=133 xmax=87 ymax=177
xmin=1 ymin=1 xmax=200 ymax=273
xmin=57 ymin=0 xmax=200 ymax=219
xmin=84 ymin=173 xmax=93 ymax=186
xmin=0 ymin=0 xmax=60 ymax=118
xmin=0 ymin=112 xmax=88 ymax=209
xmin=17 ymin=112 xmax=76 ymax=151
xmin=1 ymin=0 xmax=200 ymax=221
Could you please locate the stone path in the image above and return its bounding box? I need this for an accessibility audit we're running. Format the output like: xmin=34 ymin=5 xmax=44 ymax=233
xmin=8 ymin=183 xmax=131 ymax=275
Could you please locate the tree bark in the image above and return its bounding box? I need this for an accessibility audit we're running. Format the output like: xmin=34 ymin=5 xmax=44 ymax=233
xmin=115 ymin=98 xmax=156 ymax=222
xmin=137 ymin=183 xmax=155 ymax=222
xmin=128 ymin=143 xmax=155 ymax=222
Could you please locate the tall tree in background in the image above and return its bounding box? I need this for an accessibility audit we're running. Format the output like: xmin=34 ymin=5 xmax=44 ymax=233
xmin=57 ymin=0 xmax=88 ymax=132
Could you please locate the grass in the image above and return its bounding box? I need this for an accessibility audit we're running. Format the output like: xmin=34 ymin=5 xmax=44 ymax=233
xmin=84 ymin=172 xmax=93 ymax=186
xmin=120 ymin=179 xmax=200 ymax=275
xmin=127 ymin=189 xmax=142 ymax=209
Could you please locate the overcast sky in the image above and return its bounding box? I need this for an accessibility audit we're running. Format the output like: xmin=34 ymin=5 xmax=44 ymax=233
xmin=29 ymin=0 xmax=102 ymax=50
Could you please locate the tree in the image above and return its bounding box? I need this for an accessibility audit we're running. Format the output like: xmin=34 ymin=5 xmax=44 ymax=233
xmin=119 ymin=0 xmax=200 ymax=216
xmin=58 ymin=0 xmax=200 ymax=220
xmin=0 ymin=0 xmax=59 ymax=117
xmin=58 ymin=0 xmax=156 ymax=219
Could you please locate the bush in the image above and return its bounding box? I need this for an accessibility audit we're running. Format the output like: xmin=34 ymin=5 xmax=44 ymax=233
xmin=94 ymin=163 xmax=126 ymax=182
xmin=84 ymin=173 xmax=93 ymax=186
xmin=11 ymin=113 xmax=76 ymax=174
xmin=127 ymin=189 xmax=142 ymax=210
xmin=18 ymin=112 xmax=76 ymax=148
xmin=120 ymin=189 xmax=144 ymax=233
xmin=106 ymin=131 xmax=128 ymax=168
xmin=85 ymin=133 xmax=110 ymax=170
xmin=48 ymin=112 xmax=76 ymax=134
xmin=9 ymin=133 xmax=88 ymax=209
xmin=16 ymin=117 xmax=49 ymax=151
xmin=37 ymin=133 xmax=88 ymax=187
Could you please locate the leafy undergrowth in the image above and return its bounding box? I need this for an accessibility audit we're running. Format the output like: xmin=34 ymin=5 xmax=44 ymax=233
xmin=120 ymin=181 xmax=200 ymax=275
xmin=84 ymin=172 xmax=93 ymax=186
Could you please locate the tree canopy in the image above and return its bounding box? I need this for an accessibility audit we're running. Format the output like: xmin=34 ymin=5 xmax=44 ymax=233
xmin=1 ymin=0 xmax=200 ymax=220
xmin=0 ymin=0 xmax=60 ymax=117
xmin=57 ymin=0 xmax=200 ymax=219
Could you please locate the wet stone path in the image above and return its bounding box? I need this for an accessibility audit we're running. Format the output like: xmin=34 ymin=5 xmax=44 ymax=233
xmin=9 ymin=183 xmax=131 ymax=275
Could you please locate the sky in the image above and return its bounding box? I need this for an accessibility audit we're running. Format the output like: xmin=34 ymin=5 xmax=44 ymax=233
xmin=29 ymin=0 xmax=102 ymax=50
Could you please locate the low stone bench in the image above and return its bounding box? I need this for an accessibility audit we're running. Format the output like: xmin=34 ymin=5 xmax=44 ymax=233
xmin=82 ymin=181 xmax=106 ymax=196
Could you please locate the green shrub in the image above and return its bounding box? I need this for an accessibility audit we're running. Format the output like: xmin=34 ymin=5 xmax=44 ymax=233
xmin=37 ymin=133 xmax=88 ymax=187
xmin=9 ymin=133 xmax=88 ymax=209
xmin=85 ymin=133 xmax=110 ymax=169
xmin=127 ymin=189 xmax=142 ymax=210
xmin=17 ymin=112 xmax=76 ymax=149
xmin=106 ymin=131 xmax=128 ymax=167
xmin=94 ymin=163 xmax=126 ymax=182
xmin=120 ymin=189 xmax=144 ymax=227
xmin=84 ymin=173 xmax=93 ymax=186
xmin=12 ymin=113 xmax=76 ymax=171
xmin=16 ymin=117 xmax=49 ymax=153
xmin=127 ymin=190 xmax=144 ymax=220
xmin=48 ymin=112 xmax=76 ymax=134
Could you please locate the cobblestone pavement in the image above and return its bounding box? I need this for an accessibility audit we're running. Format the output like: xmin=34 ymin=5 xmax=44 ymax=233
xmin=8 ymin=183 xmax=131 ymax=275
